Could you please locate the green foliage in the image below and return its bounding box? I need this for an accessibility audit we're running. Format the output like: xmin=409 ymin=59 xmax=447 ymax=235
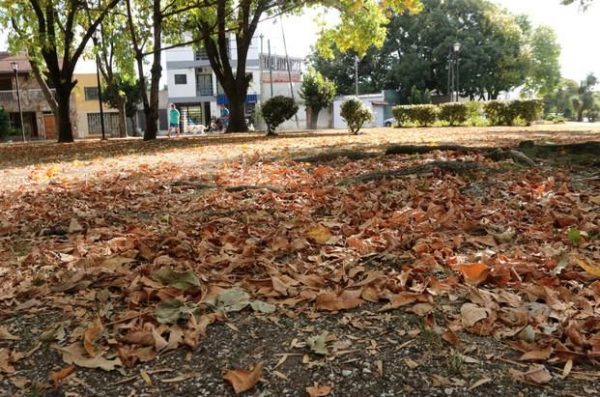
xmin=0 ymin=107 xmax=9 ymax=140
xmin=300 ymin=68 xmax=336 ymax=129
xmin=585 ymin=105 xmax=600 ymax=122
xmin=545 ymin=114 xmax=567 ymax=124
xmin=483 ymin=100 xmax=543 ymax=126
xmin=340 ymin=98 xmax=374 ymax=134
xmin=311 ymin=0 xmax=560 ymax=99
xmin=407 ymin=86 xmax=432 ymax=105
xmin=261 ymin=96 xmax=298 ymax=134
xmin=392 ymin=104 xmax=438 ymax=126
xmin=567 ymin=228 xmax=582 ymax=246
xmin=438 ymin=103 xmax=468 ymax=126
xmin=465 ymin=102 xmax=485 ymax=126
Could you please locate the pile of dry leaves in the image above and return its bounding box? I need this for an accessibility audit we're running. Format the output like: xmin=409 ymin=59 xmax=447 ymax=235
xmin=0 ymin=138 xmax=599 ymax=395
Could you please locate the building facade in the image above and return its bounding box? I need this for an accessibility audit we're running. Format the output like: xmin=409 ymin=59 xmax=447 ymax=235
xmin=0 ymin=53 xmax=62 ymax=139
xmin=165 ymin=35 xmax=306 ymax=132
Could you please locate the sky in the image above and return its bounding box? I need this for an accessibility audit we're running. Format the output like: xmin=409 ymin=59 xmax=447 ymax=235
xmin=1 ymin=1 xmax=598 ymax=82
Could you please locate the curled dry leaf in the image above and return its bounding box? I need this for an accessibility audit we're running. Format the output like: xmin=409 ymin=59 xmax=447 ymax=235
xmin=83 ymin=318 xmax=104 ymax=357
xmin=306 ymin=383 xmax=332 ymax=397
xmin=573 ymin=256 xmax=600 ymax=278
xmin=55 ymin=343 xmax=122 ymax=371
xmin=509 ymin=365 xmax=553 ymax=384
xmin=223 ymin=362 xmax=263 ymax=394
xmin=0 ymin=348 xmax=17 ymax=374
xmin=456 ymin=263 xmax=489 ymax=285
xmin=519 ymin=346 xmax=553 ymax=361
xmin=316 ymin=289 xmax=363 ymax=311
xmin=49 ymin=365 xmax=76 ymax=387
xmin=306 ymin=225 xmax=333 ymax=244
xmin=460 ymin=303 xmax=488 ymax=328
xmin=0 ymin=326 xmax=20 ymax=341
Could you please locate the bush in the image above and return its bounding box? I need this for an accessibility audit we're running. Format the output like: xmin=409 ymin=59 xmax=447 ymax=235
xmin=545 ymin=114 xmax=567 ymax=124
xmin=392 ymin=104 xmax=438 ymax=126
xmin=340 ymin=97 xmax=373 ymax=134
xmin=261 ymin=96 xmax=298 ymax=134
xmin=483 ymin=99 xmax=543 ymax=126
xmin=438 ymin=103 xmax=468 ymax=126
xmin=0 ymin=107 xmax=9 ymax=140
xmin=509 ymin=99 xmax=543 ymax=126
xmin=392 ymin=106 xmax=412 ymax=126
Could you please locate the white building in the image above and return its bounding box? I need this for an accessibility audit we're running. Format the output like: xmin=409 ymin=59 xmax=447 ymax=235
xmin=165 ymin=34 xmax=307 ymax=132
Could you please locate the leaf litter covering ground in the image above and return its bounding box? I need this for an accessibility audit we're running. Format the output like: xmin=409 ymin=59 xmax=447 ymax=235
xmin=0 ymin=129 xmax=599 ymax=396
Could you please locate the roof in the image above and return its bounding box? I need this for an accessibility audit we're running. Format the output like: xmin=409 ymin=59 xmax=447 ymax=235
xmin=0 ymin=53 xmax=32 ymax=74
xmin=371 ymin=100 xmax=389 ymax=106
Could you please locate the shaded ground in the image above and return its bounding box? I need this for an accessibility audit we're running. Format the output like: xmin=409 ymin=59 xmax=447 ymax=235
xmin=0 ymin=126 xmax=599 ymax=397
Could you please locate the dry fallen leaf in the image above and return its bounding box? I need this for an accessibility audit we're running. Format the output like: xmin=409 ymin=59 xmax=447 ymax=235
xmin=0 ymin=348 xmax=17 ymax=374
xmin=519 ymin=346 xmax=553 ymax=361
xmin=573 ymin=255 xmax=600 ymax=277
xmin=223 ymin=362 xmax=263 ymax=394
xmin=316 ymin=289 xmax=363 ymax=311
xmin=83 ymin=318 xmax=104 ymax=357
xmin=49 ymin=365 xmax=76 ymax=387
xmin=0 ymin=326 xmax=20 ymax=341
xmin=55 ymin=343 xmax=122 ymax=371
xmin=460 ymin=303 xmax=488 ymax=327
xmin=509 ymin=365 xmax=553 ymax=384
xmin=456 ymin=263 xmax=489 ymax=285
xmin=306 ymin=383 xmax=332 ymax=397
xmin=306 ymin=225 xmax=333 ymax=244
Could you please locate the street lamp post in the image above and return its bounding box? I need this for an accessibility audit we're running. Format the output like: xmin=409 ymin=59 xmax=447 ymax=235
xmin=95 ymin=53 xmax=107 ymax=140
xmin=11 ymin=61 xmax=26 ymax=142
xmin=447 ymin=42 xmax=461 ymax=102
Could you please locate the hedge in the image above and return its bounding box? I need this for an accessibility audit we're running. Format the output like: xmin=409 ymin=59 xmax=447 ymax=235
xmin=438 ymin=103 xmax=468 ymax=126
xmin=340 ymin=97 xmax=373 ymax=134
xmin=393 ymin=99 xmax=543 ymax=127
xmin=392 ymin=104 xmax=438 ymax=127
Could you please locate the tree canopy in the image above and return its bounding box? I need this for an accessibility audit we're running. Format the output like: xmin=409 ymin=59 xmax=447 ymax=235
xmin=311 ymin=0 xmax=561 ymax=100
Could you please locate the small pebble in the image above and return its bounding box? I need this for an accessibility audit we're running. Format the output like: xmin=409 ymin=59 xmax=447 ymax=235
xmin=342 ymin=369 xmax=352 ymax=377
xmin=362 ymin=368 xmax=372 ymax=374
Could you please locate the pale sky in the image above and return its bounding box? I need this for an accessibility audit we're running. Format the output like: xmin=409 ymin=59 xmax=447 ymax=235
xmin=1 ymin=1 xmax=598 ymax=82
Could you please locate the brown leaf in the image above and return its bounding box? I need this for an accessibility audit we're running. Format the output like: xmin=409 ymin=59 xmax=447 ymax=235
xmin=306 ymin=225 xmax=333 ymax=244
xmin=83 ymin=318 xmax=104 ymax=357
xmin=509 ymin=365 xmax=553 ymax=384
xmin=55 ymin=343 xmax=122 ymax=371
xmin=223 ymin=362 xmax=263 ymax=394
xmin=380 ymin=292 xmax=418 ymax=311
xmin=49 ymin=365 xmax=76 ymax=387
xmin=456 ymin=263 xmax=489 ymax=285
xmin=0 ymin=348 xmax=16 ymax=374
xmin=315 ymin=289 xmax=363 ymax=311
xmin=460 ymin=303 xmax=487 ymax=327
xmin=0 ymin=326 xmax=20 ymax=341
xmin=519 ymin=346 xmax=553 ymax=361
xmin=306 ymin=383 xmax=332 ymax=397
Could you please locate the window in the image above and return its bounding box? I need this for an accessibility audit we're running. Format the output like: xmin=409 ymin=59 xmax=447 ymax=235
xmin=84 ymin=87 xmax=99 ymax=101
xmin=174 ymin=74 xmax=187 ymax=85
xmin=194 ymin=49 xmax=208 ymax=61
xmin=196 ymin=74 xmax=213 ymax=96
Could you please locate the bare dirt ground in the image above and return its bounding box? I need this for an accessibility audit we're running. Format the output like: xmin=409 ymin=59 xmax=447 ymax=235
xmin=0 ymin=125 xmax=599 ymax=397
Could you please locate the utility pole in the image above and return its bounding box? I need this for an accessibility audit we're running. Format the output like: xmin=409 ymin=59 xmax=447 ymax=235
xmin=268 ymin=40 xmax=273 ymax=99
xmin=354 ymin=55 xmax=359 ymax=96
xmin=10 ymin=62 xmax=25 ymax=142
xmin=280 ymin=16 xmax=299 ymax=128
xmin=95 ymin=53 xmax=107 ymax=140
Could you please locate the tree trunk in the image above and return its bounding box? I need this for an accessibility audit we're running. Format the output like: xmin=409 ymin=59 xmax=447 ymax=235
xmin=144 ymin=0 xmax=162 ymax=141
xmin=309 ymin=107 xmax=320 ymax=130
xmin=116 ymin=96 xmax=128 ymax=138
xmin=226 ymin=88 xmax=248 ymax=133
xmin=56 ymin=86 xmax=74 ymax=143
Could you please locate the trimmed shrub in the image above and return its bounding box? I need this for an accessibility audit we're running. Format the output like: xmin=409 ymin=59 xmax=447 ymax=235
xmin=261 ymin=96 xmax=298 ymax=134
xmin=483 ymin=100 xmax=543 ymax=126
xmin=340 ymin=97 xmax=373 ymax=134
xmin=392 ymin=105 xmax=412 ymax=126
xmin=409 ymin=104 xmax=438 ymax=126
xmin=509 ymin=99 xmax=543 ymax=126
xmin=438 ymin=103 xmax=468 ymax=126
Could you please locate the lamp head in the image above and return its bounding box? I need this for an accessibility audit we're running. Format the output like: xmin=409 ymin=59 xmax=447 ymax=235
xmin=453 ymin=42 xmax=461 ymax=53
xmin=10 ymin=61 xmax=18 ymax=72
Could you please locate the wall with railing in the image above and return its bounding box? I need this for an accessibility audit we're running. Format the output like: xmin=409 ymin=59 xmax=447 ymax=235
xmin=0 ymin=89 xmax=56 ymax=112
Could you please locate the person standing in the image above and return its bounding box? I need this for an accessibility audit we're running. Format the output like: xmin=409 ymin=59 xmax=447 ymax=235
xmin=168 ymin=104 xmax=180 ymax=138
xmin=220 ymin=105 xmax=230 ymax=131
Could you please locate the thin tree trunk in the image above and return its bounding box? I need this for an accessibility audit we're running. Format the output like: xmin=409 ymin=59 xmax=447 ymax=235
xmin=29 ymin=59 xmax=58 ymax=115
xmin=116 ymin=96 xmax=127 ymax=138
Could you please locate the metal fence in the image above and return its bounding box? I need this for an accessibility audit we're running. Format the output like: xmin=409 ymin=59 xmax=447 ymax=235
xmin=87 ymin=112 xmax=120 ymax=136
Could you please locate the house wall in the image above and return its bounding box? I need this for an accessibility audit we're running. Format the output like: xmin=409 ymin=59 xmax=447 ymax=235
xmin=73 ymin=73 xmax=119 ymax=137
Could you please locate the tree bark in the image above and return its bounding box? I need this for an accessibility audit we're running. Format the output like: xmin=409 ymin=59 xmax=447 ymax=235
xmin=29 ymin=59 xmax=58 ymax=115
xmin=116 ymin=96 xmax=128 ymax=138
xmin=225 ymin=87 xmax=248 ymax=133
xmin=56 ymin=85 xmax=74 ymax=143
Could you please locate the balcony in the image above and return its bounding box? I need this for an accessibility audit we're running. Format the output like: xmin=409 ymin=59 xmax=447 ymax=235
xmin=0 ymin=89 xmax=56 ymax=112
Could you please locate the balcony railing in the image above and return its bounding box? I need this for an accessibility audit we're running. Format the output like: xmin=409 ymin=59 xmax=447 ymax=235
xmin=0 ymin=89 xmax=56 ymax=104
